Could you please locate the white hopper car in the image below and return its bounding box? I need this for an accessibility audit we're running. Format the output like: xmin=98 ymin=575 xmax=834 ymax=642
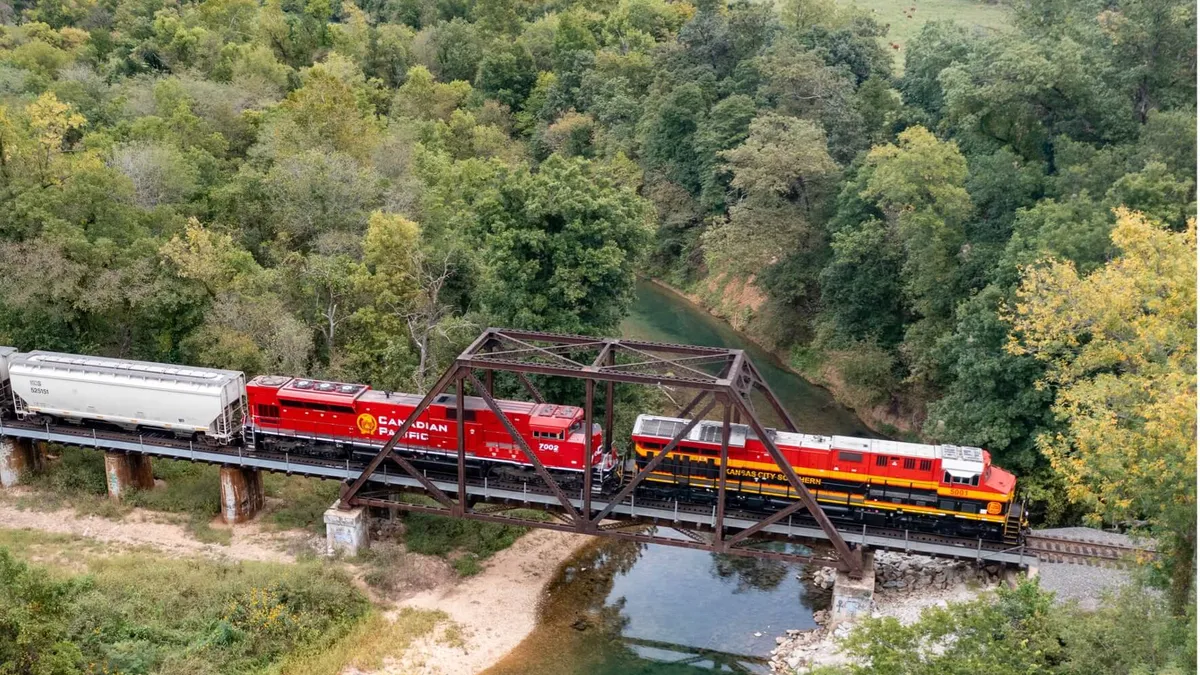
xmin=3 ymin=350 xmax=246 ymax=444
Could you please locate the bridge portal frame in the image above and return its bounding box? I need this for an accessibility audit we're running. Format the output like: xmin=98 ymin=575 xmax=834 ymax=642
xmin=339 ymin=328 xmax=864 ymax=576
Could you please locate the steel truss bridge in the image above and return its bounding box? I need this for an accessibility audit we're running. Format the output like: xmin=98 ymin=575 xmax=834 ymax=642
xmin=3 ymin=328 xmax=1094 ymax=574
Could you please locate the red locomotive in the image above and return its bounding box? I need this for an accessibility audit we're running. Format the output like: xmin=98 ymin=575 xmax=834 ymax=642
xmin=245 ymin=375 xmax=619 ymax=485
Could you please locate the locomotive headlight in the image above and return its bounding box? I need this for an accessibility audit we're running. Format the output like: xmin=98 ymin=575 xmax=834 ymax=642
xmin=986 ymin=501 xmax=1002 ymax=515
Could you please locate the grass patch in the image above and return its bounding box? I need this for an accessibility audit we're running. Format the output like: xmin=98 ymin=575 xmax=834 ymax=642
xmin=439 ymin=622 xmax=468 ymax=650
xmin=263 ymin=474 xmax=342 ymax=534
xmin=402 ymin=511 xmax=537 ymax=566
xmin=18 ymin=446 xmax=340 ymax=543
xmin=19 ymin=445 xmax=126 ymax=517
xmin=20 ymin=446 xmax=225 ymax=537
xmin=1 ymin=528 xmax=372 ymax=675
xmin=452 ymin=554 xmax=484 ymax=576
xmin=840 ymin=0 xmax=1012 ymax=69
xmin=278 ymin=607 xmax=446 ymax=675
xmin=377 ymin=505 xmax=550 ymax=577
xmin=357 ymin=542 xmax=417 ymax=594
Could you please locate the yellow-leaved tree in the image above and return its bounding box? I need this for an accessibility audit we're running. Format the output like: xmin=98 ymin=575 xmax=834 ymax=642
xmin=26 ymin=91 xmax=86 ymax=185
xmin=1006 ymin=208 xmax=1196 ymax=612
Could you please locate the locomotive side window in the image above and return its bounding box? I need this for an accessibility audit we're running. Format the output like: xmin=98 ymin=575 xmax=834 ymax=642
xmin=944 ymin=472 xmax=980 ymax=486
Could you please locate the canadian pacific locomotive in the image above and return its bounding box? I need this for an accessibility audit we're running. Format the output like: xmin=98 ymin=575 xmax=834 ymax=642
xmin=0 ymin=348 xmax=1026 ymax=543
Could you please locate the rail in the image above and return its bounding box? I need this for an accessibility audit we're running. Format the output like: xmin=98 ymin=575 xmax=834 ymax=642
xmin=1025 ymin=533 xmax=1155 ymax=567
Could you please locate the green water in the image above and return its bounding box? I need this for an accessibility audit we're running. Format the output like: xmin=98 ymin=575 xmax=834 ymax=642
xmin=621 ymin=280 xmax=871 ymax=436
xmin=484 ymin=280 xmax=871 ymax=675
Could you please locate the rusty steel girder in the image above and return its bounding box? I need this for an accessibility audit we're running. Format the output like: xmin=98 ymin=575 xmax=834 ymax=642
xmin=339 ymin=327 xmax=864 ymax=576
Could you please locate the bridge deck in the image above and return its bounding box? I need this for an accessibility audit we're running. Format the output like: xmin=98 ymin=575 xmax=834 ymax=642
xmin=0 ymin=418 xmax=1033 ymax=567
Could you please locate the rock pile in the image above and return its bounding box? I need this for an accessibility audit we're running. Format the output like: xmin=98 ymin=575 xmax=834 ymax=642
xmin=768 ymin=618 xmax=830 ymax=673
xmin=770 ymin=553 xmax=1008 ymax=673
xmin=872 ymin=550 xmax=1002 ymax=595
xmin=799 ymin=565 xmax=837 ymax=591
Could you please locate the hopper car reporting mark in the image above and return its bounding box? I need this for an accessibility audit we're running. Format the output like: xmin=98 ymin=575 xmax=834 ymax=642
xmin=0 ymin=347 xmax=1027 ymax=543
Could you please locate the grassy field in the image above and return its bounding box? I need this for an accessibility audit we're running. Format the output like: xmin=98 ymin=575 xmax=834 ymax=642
xmin=843 ymin=0 xmax=1013 ymax=69
xmin=0 ymin=528 xmax=446 ymax=675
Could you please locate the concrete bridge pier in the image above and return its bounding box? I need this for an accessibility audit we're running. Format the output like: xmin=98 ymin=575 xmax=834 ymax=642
xmin=219 ymin=466 xmax=264 ymax=524
xmin=829 ymin=550 xmax=876 ymax=628
xmin=324 ymin=500 xmax=369 ymax=557
xmin=104 ymin=451 xmax=154 ymax=500
xmin=0 ymin=437 xmax=41 ymax=487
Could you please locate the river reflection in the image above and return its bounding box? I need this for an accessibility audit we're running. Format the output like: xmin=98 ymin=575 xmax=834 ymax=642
xmin=484 ymin=536 xmax=825 ymax=675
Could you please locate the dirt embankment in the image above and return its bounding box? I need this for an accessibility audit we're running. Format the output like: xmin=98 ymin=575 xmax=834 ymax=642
xmin=0 ymin=495 xmax=306 ymax=562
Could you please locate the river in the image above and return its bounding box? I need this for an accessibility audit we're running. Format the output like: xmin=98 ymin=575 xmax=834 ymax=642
xmin=483 ymin=280 xmax=871 ymax=675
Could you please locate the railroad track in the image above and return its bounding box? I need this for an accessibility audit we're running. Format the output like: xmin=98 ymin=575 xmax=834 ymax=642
xmin=1025 ymin=533 xmax=1154 ymax=567
xmin=2 ymin=418 xmax=1157 ymax=569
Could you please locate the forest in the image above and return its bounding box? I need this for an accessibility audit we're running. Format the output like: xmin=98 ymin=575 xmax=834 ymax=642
xmin=0 ymin=0 xmax=1194 ymax=647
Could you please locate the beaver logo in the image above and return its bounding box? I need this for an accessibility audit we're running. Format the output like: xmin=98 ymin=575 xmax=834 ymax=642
xmin=357 ymin=413 xmax=378 ymax=435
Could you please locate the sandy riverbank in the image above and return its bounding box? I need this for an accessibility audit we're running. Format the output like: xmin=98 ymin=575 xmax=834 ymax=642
xmin=377 ymin=528 xmax=589 ymax=675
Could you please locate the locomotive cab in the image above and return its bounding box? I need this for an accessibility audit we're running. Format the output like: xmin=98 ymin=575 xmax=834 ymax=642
xmin=532 ymin=404 xmax=618 ymax=483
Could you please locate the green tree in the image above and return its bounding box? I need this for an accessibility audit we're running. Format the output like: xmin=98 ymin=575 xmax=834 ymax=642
xmin=923 ymin=286 xmax=1053 ymax=473
xmin=819 ymin=218 xmax=906 ymax=346
xmin=476 ymin=155 xmax=651 ymax=334
xmin=476 ymin=43 xmax=537 ymax=110
xmin=640 ymin=83 xmax=708 ymax=194
xmin=423 ymin=18 xmax=483 ymax=82
xmin=829 ymin=581 xmax=1193 ymax=675
xmin=1006 ymin=208 xmax=1196 ymax=611
xmin=863 ymin=126 xmax=971 ymax=325
xmin=720 ymin=113 xmax=838 ymax=207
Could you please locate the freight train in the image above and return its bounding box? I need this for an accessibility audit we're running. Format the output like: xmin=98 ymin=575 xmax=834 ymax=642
xmin=0 ymin=348 xmax=1026 ymax=543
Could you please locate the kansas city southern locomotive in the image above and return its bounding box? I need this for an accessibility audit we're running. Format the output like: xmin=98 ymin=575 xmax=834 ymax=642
xmin=0 ymin=348 xmax=1026 ymax=543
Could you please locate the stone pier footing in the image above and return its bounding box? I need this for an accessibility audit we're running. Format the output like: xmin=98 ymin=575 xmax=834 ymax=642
xmin=219 ymin=466 xmax=264 ymax=524
xmin=830 ymin=550 xmax=876 ymax=628
xmin=103 ymin=451 xmax=154 ymax=500
xmin=324 ymin=500 xmax=369 ymax=556
xmin=0 ymin=437 xmax=36 ymax=487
